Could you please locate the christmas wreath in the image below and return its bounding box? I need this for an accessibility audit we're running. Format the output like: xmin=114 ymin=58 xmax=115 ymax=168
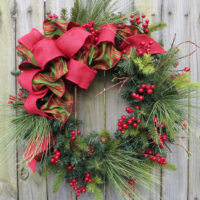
xmin=2 ymin=0 xmax=200 ymax=199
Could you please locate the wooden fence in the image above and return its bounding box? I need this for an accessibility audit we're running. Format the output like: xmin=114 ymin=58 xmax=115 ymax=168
xmin=0 ymin=0 xmax=200 ymax=199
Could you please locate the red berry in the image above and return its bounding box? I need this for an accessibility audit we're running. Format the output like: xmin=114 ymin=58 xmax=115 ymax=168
xmin=152 ymin=156 xmax=156 ymax=161
xmin=141 ymin=150 xmax=145 ymax=154
xmin=71 ymin=130 xmax=76 ymax=135
xmin=117 ymin=24 xmax=122 ymax=28
xmin=130 ymin=19 xmax=134 ymax=23
xmin=141 ymin=84 xmax=146 ymax=89
xmin=74 ymin=186 xmax=78 ymax=191
xmin=86 ymin=173 xmax=90 ymax=177
xmin=133 ymin=122 xmax=138 ymax=127
xmin=139 ymin=96 xmax=144 ymax=101
xmin=139 ymin=88 xmax=144 ymax=93
xmin=137 ymin=119 xmax=141 ymax=124
xmin=71 ymin=136 xmax=76 ymax=140
xmin=160 ymin=144 xmax=164 ymax=149
xmin=90 ymin=20 xmax=95 ymax=26
xmin=119 ymin=119 xmax=123 ymax=123
xmin=129 ymin=193 xmax=133 ymax=198
xmin=156 ymin=153 xmax=160 ymax=157
xmin=122 ymin=49 xmax=126 ymax=54
xmin=142 ymin=14 xmax=146 ymax=18
xmin=128 ymin=119 xmax=133 ymax=125
xmin=130 ymin=13 xmax=135 ymax=18
xmin=72 ymin=179 xmax=76 ymax=183
xmin=8 ymin=101 xmax=13 ymax=104
xmin=122 ymin=23 xmax=126 ymax=27
xmin=171 ymin=74 xmax=175 ymax=78
xmin=135 ymin=106 xmax=140 ymax=109
xmin=137 ymin=20 xmax=141 ymax=24
xmin=184 ymin=67 xmax=190 ymax=72
xmin=90 ymin=27 xmax=94 ymax=32
xmin=76 ymin=192 xmax=80 ymax=197
xmin=161 ymin=124 xmax=165 ymax=128
xmin=121 ymin=130 xmax=125 ymax=134
xmin=56 ymin=151 xmax=61 ymax=156
xmin=145 ymin=19 xmax=149 ymax=24
xmin=50 ymin=158 xmax=55 ymax=163
xmin=95 ymin=29 xmax=99 ymax=34
xmin=126 ymin=107 xmax=130 ymax=112
xmin=118 ymin=127 xmax=122 ymax=131
xmin=53 ymin=14 xmax=58 ymax=18
xmin=67 ymin=165 xmax=73 ymax=170
xmin=151 ymin=85 xmax=155 ymax=89
xmin=183 ymin=123 xmax=187 ymax=129
xmin=85 ymin=177 xmax=89 ymax=182
xmin=131 ymin=116 xmax=136 ymax=121
xmin=54 ymin=154 xmax=60 ymax=160
xmin=69 ymin=182 xmax=74 ymax=187
xmin=136 ymin=16 xmax=140 ymax=20
xmin=122 ymin=115 xmax=126 ymax=120
xmin=142 ymin=23 xmax=148 ymax=28
xmin=140 ymin=41 xmax=145 ymax=46
xmin=77 ymin=130 xmax=81 ymax=134
xmin=55 ymin=160 xmax=58 ymax=164
xmin=94 ymin=37 xmax=99 ymax=42
xmin=9 ymin=96 xmax=15 ymax=100
xmin=147 ymin=150 xmax=152 ymax=155
xmin=18 ymin=91 xmax=24 ymax=96
xmin=131 ymin=93 xmax=137 ymax=98
xmin=147 ymin=89 xmax=153 ymax=95
xmin=135 ymin=94 xmax=139 ymax=99
xmin=48 ymin=14 xmax=53 ymax=18
xmin=144 ymin=154 xmax=149 ymax=157
xmin=82 ymin=24 xmax=86 ymax=28
xmin=144 ymin=28 xmax=149 ymax=33
xmin=88 ymin=179 xmax=93 ymax=183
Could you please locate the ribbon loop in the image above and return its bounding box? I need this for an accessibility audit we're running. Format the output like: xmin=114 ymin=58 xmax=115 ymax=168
xmin=32 ymin=38 xmax=65 ymax=70
xmin=66 ymin=59 xmax=97 ymax=89
xmin=56 ymin=27 xmax=91 ymax=58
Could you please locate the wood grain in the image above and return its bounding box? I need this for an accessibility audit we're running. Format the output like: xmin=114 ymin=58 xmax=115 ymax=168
xmin=0 ymin=0 xmax=17 ymax=199
xmin=188 ymin=0 xmax=200 ymax=200
xmin=15 ymin=1 xmax=47 ymax=200
xmin=161 ymin=1 xmax=190 ymax=200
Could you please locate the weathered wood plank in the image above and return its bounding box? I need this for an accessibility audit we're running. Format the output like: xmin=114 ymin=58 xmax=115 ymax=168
xmin=15 ymin=0 xmax=47 ymax=200
xmin=188 ymin=1 xmax=200 ymax=199
xmin=0 ymin=0 xmax=17 ymax=199
xmin=161 ymin=1 xmax=190 ymax=200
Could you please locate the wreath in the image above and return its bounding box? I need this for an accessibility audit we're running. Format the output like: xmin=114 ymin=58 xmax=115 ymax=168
xmin=2 ymin=0 xmax=200 ymax=200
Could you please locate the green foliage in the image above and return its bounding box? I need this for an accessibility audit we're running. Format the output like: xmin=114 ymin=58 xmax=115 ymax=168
xmin=133 ymin=53 xmax=155 ymax=75
xmin=70 ymin=0 xmax=126 ymax=27
xmin=86 ymin=182 xmax=103 ymax=200
xmin=148 ymin=22 xmax=167 ymax=35
xmin=52 ymin=168 xmax=67 ymax=193
xmin=60 ymin=8 xmax=68 ymax=20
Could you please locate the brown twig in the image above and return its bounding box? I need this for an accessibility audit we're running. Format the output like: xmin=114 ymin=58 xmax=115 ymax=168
xmin=171 ymin=33 xmax=177 ymax=47
xmin=164 ymin=142 xmax=172 ymax=152
xmin=95 ymin=76 xmax=131 ymax=97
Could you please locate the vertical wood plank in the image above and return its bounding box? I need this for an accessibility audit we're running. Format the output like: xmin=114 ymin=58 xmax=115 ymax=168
xmin=188 ymin=0 xmax=200 ymax=199
xmin=45 ymin=1 xmax=77 ymax=200
xmin=161 ymin=1 xmax=190 ymax=200
xmin=15 ymin=1 xmax=47 ymax=200
xmin=0 ymin=0 xmax=17 ymax=199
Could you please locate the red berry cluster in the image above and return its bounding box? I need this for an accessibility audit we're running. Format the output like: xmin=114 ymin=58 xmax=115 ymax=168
xmin=131 ymin=84 xmax=155 ymax=101
xmin=142 ymin=150 xmax=167 ymax=165
xmin=171 ymin=66 xmax=191 ymax=78
xmin=50 ymin=149 xmax=61 ymax=164
xmin=136 ymin=40 xmax=154 ymax=56
xmin=118 ymin=110 xmax=141 ymax=134
xmin=67 ymin=164 xmax=75 ymax=170
xmin=129 ymin=13 xmax=149 ymax=33
xmin=48 ymin=14 xmax=58 ymax=19
xmin=117 ymin=23 xmax=126 ymax=29
xmin=8 ymin=91 xmax=24 ymax=104
xmin=71 ymin=129 xmax=81 ymax=140
xmin=84 ymin=172 xmax=93 ymax=183
xmin=82 ymin=21 xmax=99 ymax=42
xmin=128 ymin=178 xmax=135 ymax=186
xmin=69 ymin=178 xmax=87 ymax=197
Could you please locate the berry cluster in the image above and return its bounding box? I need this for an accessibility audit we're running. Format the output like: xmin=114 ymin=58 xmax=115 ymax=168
xmin=118 ymin=108 xmax=141 ymax=134
xmin=82 ymin=21 xmax=100 ymax=42
xmin=171 ymin=66 xmax=191 ymax=78
xmin=136 ymin=40 xmax=154 ymax=56
xmin=71 ymin=129 xmax=81 ymax=140
xmin=142 ymin=150 xmax=167 ymax=165
xmin=50 ymin=149 xmax=61 ymax=164
xmin=122 ymin=178 xmax=135 ymax=199
xmin=67 ymin=164 xmax=75 ymax=170
xmin=8 ymin=91 xmax=25 ymax=104
xmin=48 ymin=14 xmax=58 ymax=19
xmin=129 ymin=13 xmax=149 ymax=33
xmin=69 ymin=178 xmax=87 ymax=197
xmin=131 ymin=84 xmax=155 ymax=101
